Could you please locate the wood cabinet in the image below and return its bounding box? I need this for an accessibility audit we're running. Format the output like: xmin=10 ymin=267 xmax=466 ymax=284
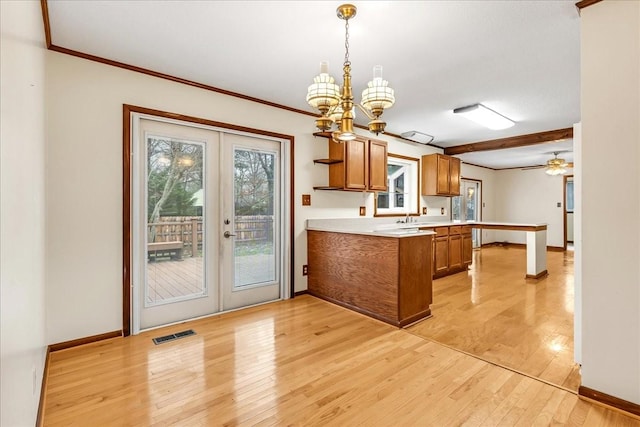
xmin=314 ymin=133 xmax=388 ymax=192
xmin=433 ymin=227 xmax=449 ymax=275
xmin=448 ymin=227 xmax=463 ymax=271
xmin=462 ymin=225 xmax=473 ymax=267
xmin=424 ymin=224 xmax=472 ymax=279
xmin=421 ymin=153 xmax=461 ymax=196
xmin=368 ymin=139 xmax=388 ymax=191
xmin=307 ymin=230 xmax=433 ymax=327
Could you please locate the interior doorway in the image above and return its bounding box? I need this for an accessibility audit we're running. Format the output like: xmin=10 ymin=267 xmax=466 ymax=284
xmin=564 ymin=175 xmax=574 ymax=250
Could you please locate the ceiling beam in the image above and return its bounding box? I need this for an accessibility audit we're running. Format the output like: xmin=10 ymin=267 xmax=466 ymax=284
xmin=444 ymin=127 xmax=574 ymax=156
xmin=576 ymin=0 xmax=603 ymax=10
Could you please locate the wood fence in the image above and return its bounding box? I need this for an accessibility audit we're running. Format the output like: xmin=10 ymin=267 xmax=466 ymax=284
xmin=148 ymin=215 xmax=273 ymax=257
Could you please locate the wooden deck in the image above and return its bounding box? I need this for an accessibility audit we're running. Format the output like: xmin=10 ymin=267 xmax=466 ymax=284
xmin=146 ymin=257 xmax=204 ymax=304
xmin=43 ymin=294 xmax=640 ymax=426
xmin=146 ymin=254 xmax=275 ymax=304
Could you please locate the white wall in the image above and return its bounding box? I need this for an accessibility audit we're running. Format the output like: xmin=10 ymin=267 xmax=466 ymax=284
xmin=492 ymin=168 xmax=567 ymax=248
xmin=573 ymin=123 xmax=582 ymax=365
xmin=0 ymin=1 xmax=48 ymax=425
xmin=46 ymin=52 xmax=445 ymax=343
xmin=580 ymin=0 xmax=640 ymax=404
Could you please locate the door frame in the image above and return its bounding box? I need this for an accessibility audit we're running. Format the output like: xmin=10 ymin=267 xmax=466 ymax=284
xmin=459 ymin=177 xmax=483 ymax=247
xmin=122 ymin=104 xmax=295 ymax=336
xmin=563 ymin=174 xmax=574 ymax=251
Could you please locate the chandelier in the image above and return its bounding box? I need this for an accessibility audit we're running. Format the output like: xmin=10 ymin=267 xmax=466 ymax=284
xmin=306 ymin=4 xmax=395 ymax=142
xmin=545 ymin=152 xmax=568 ymax=176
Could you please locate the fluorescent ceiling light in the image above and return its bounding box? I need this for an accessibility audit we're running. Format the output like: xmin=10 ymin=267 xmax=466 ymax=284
xmin=453 ymin=103 xmax=515 ymax=130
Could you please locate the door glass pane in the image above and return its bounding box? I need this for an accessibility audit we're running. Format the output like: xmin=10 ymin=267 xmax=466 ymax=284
xmin=233 ymin=148 xmax=276 ymax=288
xmin=452 ymin=196 xmax=461 ymax=220
xmin=466 ymin=185 xmax=477 ymax=221
xmin=566 ymin=180 xmax=574 ymax=212
xmin=145 ymin=136 xmax=205 ymax=306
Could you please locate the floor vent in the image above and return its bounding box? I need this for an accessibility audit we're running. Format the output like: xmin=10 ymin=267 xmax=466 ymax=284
xmin=152 ymin=329 xmax=196 ymax=345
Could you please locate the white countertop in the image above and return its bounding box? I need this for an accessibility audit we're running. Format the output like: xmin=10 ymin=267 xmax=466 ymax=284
xmin=306 ymin=218 xmax=547 ymax=238
xmin=306 ymin=218 xmax=436 ymax=238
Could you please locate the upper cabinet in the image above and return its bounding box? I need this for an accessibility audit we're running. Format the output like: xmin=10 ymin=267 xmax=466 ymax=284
xmin=421 ymin=153 xmax=461 ymax=196
xmin=368 ymin=139 xmax=388 ymax=191
xmin=314 ymin=133 xmax=388 ymax=192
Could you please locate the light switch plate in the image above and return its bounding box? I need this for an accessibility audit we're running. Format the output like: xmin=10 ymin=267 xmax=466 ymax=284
xmin=302 ymin=194 xmax=311 ymax=206
xmin=359 ymin=206 xmax=366 ymax=216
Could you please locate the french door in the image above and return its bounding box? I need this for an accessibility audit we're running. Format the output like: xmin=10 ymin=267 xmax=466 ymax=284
xmin=132 ymin=116 xmax=284 ymax=332
xmin=452 ymin=179 xmax=482 ymax=248
xmin=221 ymin=134 xmax=281 ymax=310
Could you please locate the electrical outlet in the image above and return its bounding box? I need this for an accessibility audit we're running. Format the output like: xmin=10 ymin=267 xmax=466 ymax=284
xmin=441 ymin=207 xmax=445 ymax=215
xmin=557 ymin=202 xmax=562 ymax=208
xmin=302 ymin=194 xmax=311 ymax=206
xmin=422 ymin=207 xmax=427 ymax=215
xmin=302 ymin=265 xmax=308 ymax=276
xmin=359 ymin=206 xmax=366 ymax=216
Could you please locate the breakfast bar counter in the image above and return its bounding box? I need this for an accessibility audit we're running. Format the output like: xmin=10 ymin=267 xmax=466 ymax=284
xmin=306 ymin=225 xmax=435 ymax=327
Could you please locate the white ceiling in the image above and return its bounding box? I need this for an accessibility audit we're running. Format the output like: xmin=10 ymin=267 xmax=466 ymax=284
xmin=46 ymin=0 xmax=580 ymax=169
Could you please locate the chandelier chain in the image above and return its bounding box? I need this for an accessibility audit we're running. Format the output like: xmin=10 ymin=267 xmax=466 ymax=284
xmin=344 ymin=19 xmax=350 ymax=66
xmin=306 ymin=4 xmax=394 ymax=138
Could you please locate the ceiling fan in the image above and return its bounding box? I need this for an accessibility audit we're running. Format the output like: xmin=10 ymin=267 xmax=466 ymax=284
xmin=545 ymin=152 xmax=570 ymax=175
xmin=519 ymin=150 xmax=572 ymax=174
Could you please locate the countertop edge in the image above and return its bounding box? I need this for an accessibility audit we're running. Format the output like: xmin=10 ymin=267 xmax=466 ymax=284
xmin=306 ymin=227 xmax=437 ymax=238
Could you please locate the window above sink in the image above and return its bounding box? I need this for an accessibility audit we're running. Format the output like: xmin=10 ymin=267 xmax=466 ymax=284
xmin=374 ymin=153 xmax=420 ymax=218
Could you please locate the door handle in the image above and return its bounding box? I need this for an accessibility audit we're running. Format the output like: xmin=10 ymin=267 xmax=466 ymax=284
xmin=223 ymin=231 xmax=236 ymax=238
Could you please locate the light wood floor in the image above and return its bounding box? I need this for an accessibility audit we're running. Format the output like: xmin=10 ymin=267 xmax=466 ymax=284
xmin=43 ymin=295 xmax=639 ymax=426
xmin=409 ymin=246 xmax=581 ymax=391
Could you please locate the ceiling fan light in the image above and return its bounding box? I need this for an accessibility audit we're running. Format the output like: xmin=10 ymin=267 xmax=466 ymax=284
xmin=545 ymin=152 xmax=569 ymax=175
xmin=453 ymin=103 xmax=515 ymax=130
xmin=545 ymin=167 xmax=566 ymax=176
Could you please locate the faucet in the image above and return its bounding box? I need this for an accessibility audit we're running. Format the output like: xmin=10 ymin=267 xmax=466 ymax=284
xmin=406 ymin=213 xmax=410 ymax=223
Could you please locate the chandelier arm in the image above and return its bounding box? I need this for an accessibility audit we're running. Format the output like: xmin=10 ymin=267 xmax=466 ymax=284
xmin=354 ymin=103 xmax=376 ymax=120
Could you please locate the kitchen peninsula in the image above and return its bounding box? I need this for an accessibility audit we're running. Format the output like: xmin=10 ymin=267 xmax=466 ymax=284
xmin=306 ymin=218 xmax=548 ymax=326
xmin=306 ymin=220 xmax=435 ymax=327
